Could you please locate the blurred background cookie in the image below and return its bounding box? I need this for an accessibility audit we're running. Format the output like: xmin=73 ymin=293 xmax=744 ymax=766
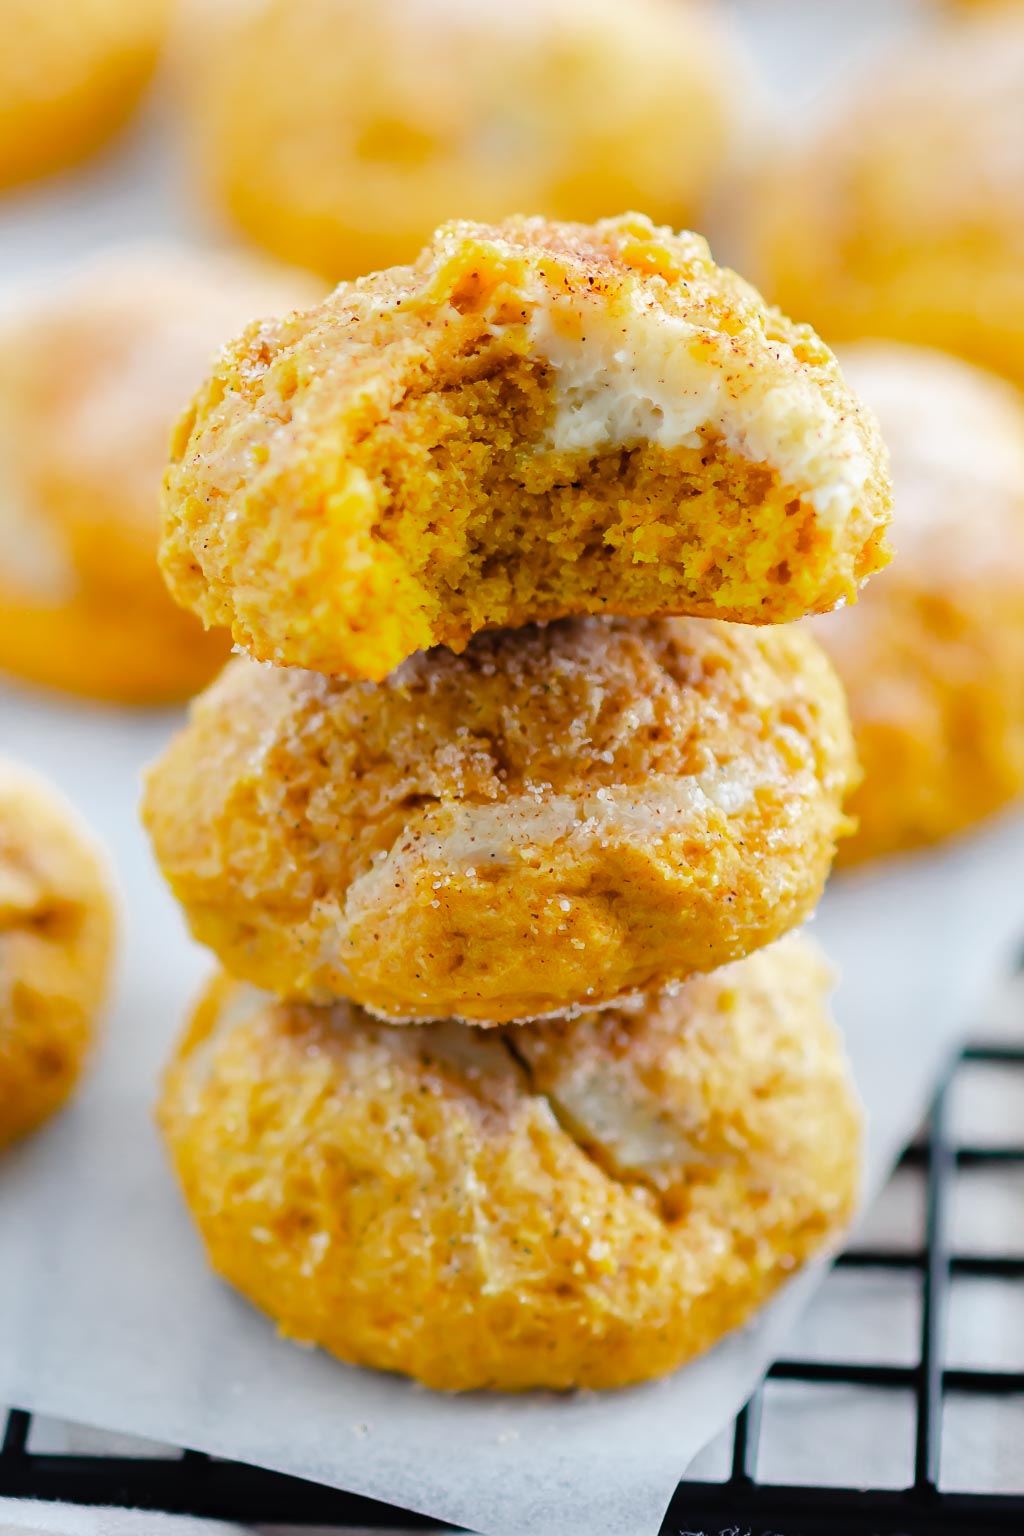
xmin=182 ymin=0 xmax=743 ymax=282
xmin=143 ymin=618 xmax=856 ymax=1025
xmin=0 ymin=0 xmax=171 ymax=190
xmin=0 ymin=245 xmax=321 ymax=704
xmin=158 ymin=934 xmax=860 ymax=1392
xmin=162 ymin=214 xmax=892 ymax=681
xmin=0 ymin=756 xmax=114 ymax=1147
xmin=813 ymin=344 xmax=1024 ymax=865
xmin=744 ymin=10 xmax=1024 ymax=389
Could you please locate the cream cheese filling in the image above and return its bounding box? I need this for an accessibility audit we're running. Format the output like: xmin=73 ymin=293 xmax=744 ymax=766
xmin=338 ymin=762 xmax=813 ymax=978
xmin=526 ymin=288 xmax=876 ymax=526
xmin=522 ymin=1051 xmax=705 ymax=1181
xmin=345 ymin=765 xmax=764 ymax=923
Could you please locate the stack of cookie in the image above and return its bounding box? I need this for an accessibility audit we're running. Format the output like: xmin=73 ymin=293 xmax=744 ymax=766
xmin=144 ymin=215 xmax=892 ymax=1392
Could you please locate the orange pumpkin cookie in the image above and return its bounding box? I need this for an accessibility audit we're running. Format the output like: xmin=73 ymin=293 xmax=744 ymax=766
xmin=746 ymin=12 xmax=1024 ymax=389
xmin=185 ymin=0 xmax=743 ymax=281
xmin=0 ymin=757 xmax=114 ymax=1148
xmin=0 ymin=247 xmax=320 ymax=703
xmin=158 ymin=935 xmax=861 ymax=1392
xmin=814 ymin=344 xmax=1024 ymax=865
xmin=0 ymin=0 xmax=171 ymax=189
xmin=143 ymin=617 xmax=855 ymax=1025
xmin=162 ymin=214 xmax=893 ymax=682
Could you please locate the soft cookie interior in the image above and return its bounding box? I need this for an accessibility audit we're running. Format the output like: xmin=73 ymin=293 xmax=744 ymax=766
xmin=163 ymin=215 xmax=893 ymax=680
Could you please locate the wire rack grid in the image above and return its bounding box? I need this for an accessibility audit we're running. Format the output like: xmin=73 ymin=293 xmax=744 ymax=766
xmin=2 ymin=975 xmax=1024 ymax=1536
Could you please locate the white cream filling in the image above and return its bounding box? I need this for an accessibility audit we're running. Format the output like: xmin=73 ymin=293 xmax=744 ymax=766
xmin=337 ymin=763 xmax=815 ymax=998
xmin=345 ymin=764 xmax=762 ymax=927
xmin=532 ymin=1058 xmax=703 ymax=1180
xmin=526 ymin=289 xmax=876 ymax=526
xmin=413 ymin=1019 xmax=521 ymax=1080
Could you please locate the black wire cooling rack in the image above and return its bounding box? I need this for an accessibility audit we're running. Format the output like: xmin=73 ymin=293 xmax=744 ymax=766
xmin=3 ymin=995 xmax=1024 ymax=1535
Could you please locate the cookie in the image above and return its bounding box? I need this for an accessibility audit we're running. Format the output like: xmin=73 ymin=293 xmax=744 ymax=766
xmin=746 ymin=12 xmax=1024 ymax=389
xmin=814 ymin=343 xmax=1024 ymax=864
xmin=0 ymin=247 xmax=320 ymax=703
xmin=185 ymin=0 xmax=742 ymax=280
xmin=143 ymin=617 xmax=855 ymax=1024
xmin=158 ymin=935 xmax=861 ymax=1392
xmin=162 ymin=214 xmax=893 ymax=681
xmin=0 ymin=0 xmax=170 ymax=188
xmin=0 ymin=758 xmax=114 ymax=1148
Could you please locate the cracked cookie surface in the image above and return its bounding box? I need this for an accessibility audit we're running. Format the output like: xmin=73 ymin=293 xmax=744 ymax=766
xmin=161 ymin=213 xmax=892 ymax=681
xmin=158 ymin=934 xmax=861 ymax=1392
xmin=0 ymin=757 xmax=114 ymax=1147
xmin=143 ymin=616 xmax=856 ymax=1024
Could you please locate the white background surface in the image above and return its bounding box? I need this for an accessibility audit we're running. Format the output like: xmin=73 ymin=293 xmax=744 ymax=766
xmin=2 ymin=1 xmax=1024 ymax=1533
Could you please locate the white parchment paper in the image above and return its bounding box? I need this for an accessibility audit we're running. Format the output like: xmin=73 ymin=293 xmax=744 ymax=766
xmin=2 ymin=683 xmax=1022 ymax=1536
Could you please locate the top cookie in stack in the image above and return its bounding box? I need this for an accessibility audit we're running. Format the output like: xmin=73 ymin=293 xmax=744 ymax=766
xmin=160 ymin=214 xmax=892 ymax=680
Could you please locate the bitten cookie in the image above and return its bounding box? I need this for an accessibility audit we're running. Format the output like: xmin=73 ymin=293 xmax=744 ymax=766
xmin=0 ymin=248 xmax=320 ymax=704
xmin=814 ymin=344 xmax=1024 ymax=865
xmin=161 ymin=214 xmax=893 ymax=681
xmin=143 ymin=617 xmax=856 ymax=1025
xmin=0 ymin=758 xmax=114 ymax=1148
xmin=746 ymin=11 xmax=1024 ymax=389
xmin=158 ymin=935 xmax=861 ymax=1392
xmin=185 ymin=0 xmax=742 ymax=281
xmin=0 ymin=0 xmax=171 ymax=188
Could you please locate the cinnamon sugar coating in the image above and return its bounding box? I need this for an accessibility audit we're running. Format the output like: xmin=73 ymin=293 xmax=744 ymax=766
xmin=158 ymin=936 xmax=861 ymax=1392
xmin=143 ymin=617 xmax=856 ymax=1024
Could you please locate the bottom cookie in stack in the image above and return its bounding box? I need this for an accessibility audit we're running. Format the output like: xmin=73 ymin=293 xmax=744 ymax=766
xmin=158 ymin=932 xmax=860 ymax=1392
